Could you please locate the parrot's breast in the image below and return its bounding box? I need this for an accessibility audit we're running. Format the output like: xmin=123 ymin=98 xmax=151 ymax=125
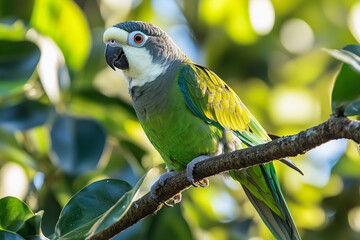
xmin=130 ymin=64 xmax=222 ymax=171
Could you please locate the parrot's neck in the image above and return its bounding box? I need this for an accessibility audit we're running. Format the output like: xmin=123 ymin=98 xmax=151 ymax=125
xmin=121 ymin=49 xmax=169 ymax=90
xmin=128 ymin=61 xmax=182 ymax=121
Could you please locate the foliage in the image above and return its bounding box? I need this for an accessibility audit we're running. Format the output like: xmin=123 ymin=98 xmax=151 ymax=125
xmin=0 ymin=176 xmax=145 ymax=240
xmin=0 ymin=0 xmax=359 ymax=239
xmin=326 ymin=45 xmax=360 ymax=116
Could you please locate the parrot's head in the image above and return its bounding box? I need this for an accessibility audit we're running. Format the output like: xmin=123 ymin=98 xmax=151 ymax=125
xmin=103 ymin=21 xmax=186 ymax=88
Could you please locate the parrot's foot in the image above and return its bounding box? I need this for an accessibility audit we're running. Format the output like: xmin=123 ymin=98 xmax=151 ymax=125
xmin=186 ymin=155 xmax=210 ymax=188
xmin=150 ymin=171 xmax=181 ymax=207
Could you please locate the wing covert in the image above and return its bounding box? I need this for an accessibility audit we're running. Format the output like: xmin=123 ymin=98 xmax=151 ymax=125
xmin=177 ymin=63 xmax=252 ymax=132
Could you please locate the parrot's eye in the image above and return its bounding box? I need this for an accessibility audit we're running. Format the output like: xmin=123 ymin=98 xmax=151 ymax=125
xmin=128 ymin=31 xmax=148 ymax=47
xmin=134 ymin=34 xmax=143 ymax=43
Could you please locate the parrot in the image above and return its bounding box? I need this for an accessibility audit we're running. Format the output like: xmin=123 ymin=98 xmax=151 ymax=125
xmin=103 ymin=21 xmax=302 ymax=240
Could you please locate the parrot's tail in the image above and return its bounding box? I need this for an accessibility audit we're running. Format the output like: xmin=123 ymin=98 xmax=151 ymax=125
xmin=230 ymin=165 xmax=301 ymax=240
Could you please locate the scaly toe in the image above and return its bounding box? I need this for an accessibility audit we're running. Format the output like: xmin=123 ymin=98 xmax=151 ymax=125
xmin=186 ymin=155 xmax=211 ymax=187
xmin=150 ymin=182 xmax=162 ymax=204
xmin=150 ymin=170 xmax=178 ymax=206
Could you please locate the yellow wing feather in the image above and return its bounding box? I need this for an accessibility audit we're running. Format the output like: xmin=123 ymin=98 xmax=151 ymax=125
xmin=181 ymin=63 xmax=251 ymax=132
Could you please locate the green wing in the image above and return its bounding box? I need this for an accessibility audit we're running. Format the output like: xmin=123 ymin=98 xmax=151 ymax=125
xmin=177 ymin=62 xmax=277 ymax=204
xmin=177 ymin=63 xmax=301 ymax=239
xmin=177 ymin=63 xmax=269 ymax=143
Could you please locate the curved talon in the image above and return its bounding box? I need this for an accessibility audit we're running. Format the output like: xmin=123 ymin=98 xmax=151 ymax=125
xmin=198 ymin=178 xmax=209 ymax=187
xmin=190 ymin=181 xmax=199 ymax=188
xmin=163 ymin=201 xmax=174 ymax=207
xmin=162 ymin=193 xmax=182 ymax=207
xmin=189 ymin=178 xmax=209 ymax=188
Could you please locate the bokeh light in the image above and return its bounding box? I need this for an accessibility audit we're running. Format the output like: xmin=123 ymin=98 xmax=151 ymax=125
xmin=296 ymin=206 xmax=326 ymax=229
xmin=348 ymin=206 xmax=360 ymax=232
xmin=210 ymin=192 xmax=239 ymax=222
xmin=99 ymin=0 xmax=132 ymax=27
xmin=168 ymin=24 xmax=200 ymax=63
xmin=305 ymin=139 xmax=348 ymax=187
xmin=249 ymin=0 xmax=275 ymax=35
xmin=0 ymin=162 xmax=28 ymax=199
xmin=269 ymin=88 xmax=320 ymax=124
xmin=33 ymin=172 xmax=45 ymax=190
xmin=280 ymin=18 xmax=314 ymax=54
xmin=152 ymin=0 xmax=185 ymax=22
xmin=348 ymin=2 xmax=360 ymax=44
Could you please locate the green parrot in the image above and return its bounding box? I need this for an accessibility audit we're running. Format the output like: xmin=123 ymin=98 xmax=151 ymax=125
xmin=104 ymin=21 xmax=302 ymax=240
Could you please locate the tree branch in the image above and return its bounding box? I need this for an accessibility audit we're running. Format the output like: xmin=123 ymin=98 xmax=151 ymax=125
xmin=89 ymin=115 xmax=360 ymax=240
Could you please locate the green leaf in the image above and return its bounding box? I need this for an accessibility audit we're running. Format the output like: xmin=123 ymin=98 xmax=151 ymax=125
xmin=0 ymin=230 xmax=25 ymax=240
xmin=344 ymin=99 xmax=360 ymax=116
xmin=30 ymin=0 xmax=90 ymax=70
xmin=53 ymin=179 xmax=133 ymax=240
xmin=325 ymin=45 xmax=360 ymax=116
xmin=0 ymin=100 xmax=51 ymax=131
xmin=343 ymin=45 xmax=360 ymax=64
xmin=331 ymin=64 xmax=360 ymax=115
xmin=87 ymin=173 xmax=147 ymax=237
xmin=325 ymin=45 xmax=360 ymax=72
xmin=0 ymin=40 xmax=40 ymax=97
xmin=0 ymin=196 xmax=34 ymax=232
xmin=17 ymin=211 xmax=44 ymax=239
xmin=50 ymin=114 xmax=106 ymax=175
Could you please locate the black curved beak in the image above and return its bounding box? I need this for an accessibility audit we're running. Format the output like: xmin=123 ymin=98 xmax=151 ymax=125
xmin=105 ymin=44 xmax=129 ymax=71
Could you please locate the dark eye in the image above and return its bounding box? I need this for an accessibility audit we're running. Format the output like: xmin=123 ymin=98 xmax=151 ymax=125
xmin=134 ymin=34 xmax=144 ymax=43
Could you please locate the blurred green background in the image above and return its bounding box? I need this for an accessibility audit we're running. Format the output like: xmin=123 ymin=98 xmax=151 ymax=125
xmin=0 ymin=0 xmax=360 ymax=239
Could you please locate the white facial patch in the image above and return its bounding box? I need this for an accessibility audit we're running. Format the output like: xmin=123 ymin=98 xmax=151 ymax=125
xmin=104 ymin=26 xmax=168 ymax=88
xmin=121 ymin=45 xmax=168 ymax=88
xmin=103 ymin=27 xmax=128 ymax=45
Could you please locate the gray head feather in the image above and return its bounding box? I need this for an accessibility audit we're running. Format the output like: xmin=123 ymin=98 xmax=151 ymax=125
xmin=113 ymin=21 xmax=187 ymax=65
xmin=114 ymin=21 xmax=164 ymax=36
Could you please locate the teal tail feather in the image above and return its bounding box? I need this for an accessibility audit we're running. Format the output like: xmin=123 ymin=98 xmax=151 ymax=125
xmin=230 ymin=165 xmax=301 ymax=240
xmin=227 ymin=116 xmax=301 ymax=239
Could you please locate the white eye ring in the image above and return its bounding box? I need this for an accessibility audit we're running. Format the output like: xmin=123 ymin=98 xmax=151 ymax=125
xmin=128 ymin=31 xmax=148 ymax=47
